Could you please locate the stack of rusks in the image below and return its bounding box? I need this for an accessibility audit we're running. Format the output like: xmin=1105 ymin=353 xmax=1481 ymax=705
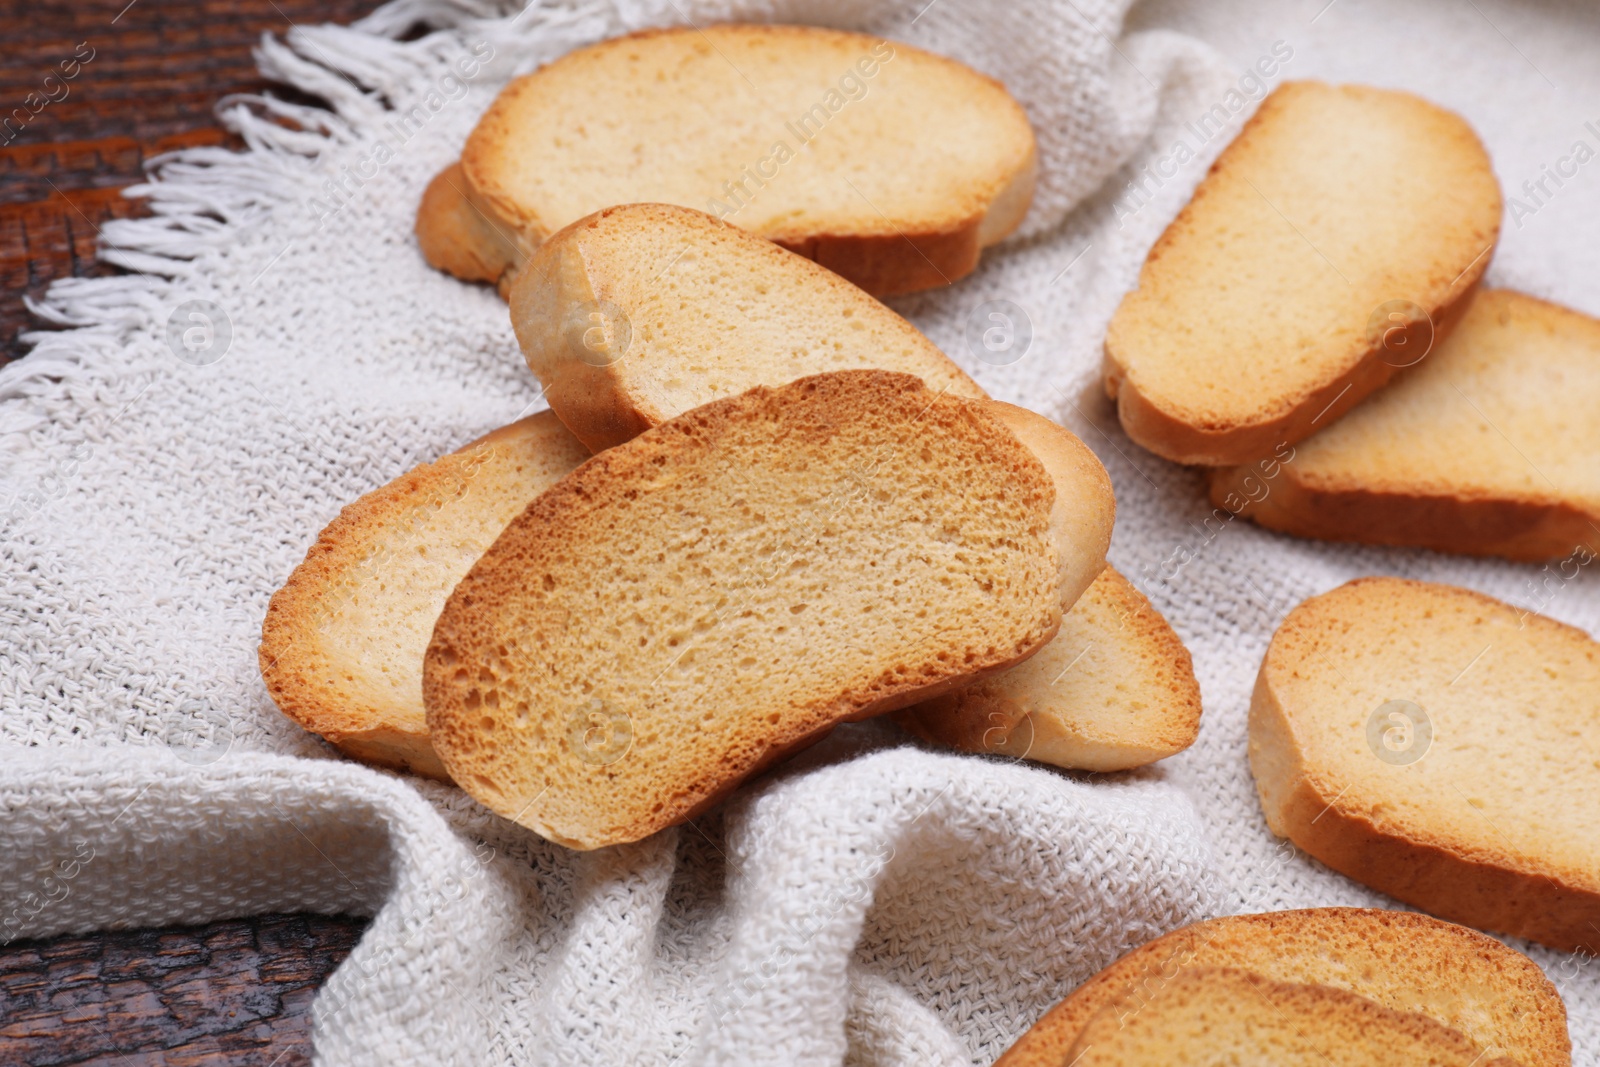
xmin=258 ymin=25 xmax=1599 ymax=1063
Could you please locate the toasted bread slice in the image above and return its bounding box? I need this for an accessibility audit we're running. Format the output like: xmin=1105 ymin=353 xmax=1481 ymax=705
xmin=1104 ymin=81 xmax=1501 ymax=466
xmin=902 ymin=405 xmax=1191 ymax=775
xmin=415 ymin=162 xmax=515 ymax=284
xmin=510 ymin=203 xmax=986 ymax=452
xmin=1252 ymin=577 xmax=1600 ymax=953
xmin=417 ymin=26 xmax=1036 ymax=297
xmin=976 ymin=402 xmax=1114 ymax=614
xmin=259 ymin=413 xmax=589 ymax=778
xmin=897 ymin=566 xmax=1200 ymax=771
xmin=1211 ymin=289 xmax=1600 ymax=561
xmin=423 ymin=372 xmax=1116 ymax=849
xmin=508 ymin=218 xmax=1149 ymax=764
xmin=256 ymin=405 xmax=1111 ymax=785
xmin=996 ymin=908 xmax=1568 ymax=1067
xmin=1064 ymin=967 xmax=1517 ymax=1067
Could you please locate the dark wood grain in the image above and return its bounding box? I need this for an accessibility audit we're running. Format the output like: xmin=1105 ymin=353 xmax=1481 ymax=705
xmin=0 ymin=914 xmax=368 ymax=1066
xmin=0 ymin=0 xmax=385 ymax=364
xmin=0 ymin=0 xmax=382 ymax=1059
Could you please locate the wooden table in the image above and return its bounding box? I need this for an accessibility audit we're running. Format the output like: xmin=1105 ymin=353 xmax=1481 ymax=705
xmin=0 ymin=917 xmax=365 ymax=1065
xmin=1 ymin=0 xmax=380 ymax=365
xmin=1 ymin=0 xmax=381 ymax=1061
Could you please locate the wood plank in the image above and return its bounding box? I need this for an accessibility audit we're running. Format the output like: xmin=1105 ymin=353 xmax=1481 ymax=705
xmin=0 ymin=0 xmax=383 ymax=363
xmin=0 ymin=915 xmax=366 ymax=1065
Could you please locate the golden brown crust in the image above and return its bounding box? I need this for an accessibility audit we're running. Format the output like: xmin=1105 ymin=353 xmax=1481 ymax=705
xmin=1209 ymin=467 xmax=1600 ymax=562
xmin=1065 ymin=966 xmax=1521 ymax=1066
xmin=260 ymin=460 xmax=470 ymax=781
xmin=510 ymin=203 xmax=988 ymax=452
xmin=977 ymin=143 xmax=1037 ymax=246
xmin=1251 ymin=577 xmax=1600 ymax=955
xmin=430 ymin=25 xmax=1037 ymax=296
xmin=507 ymin=209 xmax=660 ymax=451
xmin=997 ymin=907 xmax=1569 ymax=1067
xmin=423 ymin=371 xmax=1067 ymax=849
xmin=1106 ymin=262 xmax=1484 ymax=468
xmin=1103 ymin=81 xmax=1500 ymax=466
xmin=977 ymin=402 xmax=1115 ymax=609
xmin=1093 ymin=571 xmax=1203 ymax=750
xmin=755 ymin=133 xmax=1034 ymax=295
xmin=1209 ymin=290 xmax=1600 ymax=561
xmin=414 ymin=162 xmax=523 ymax=284
xmin=1255 ymin=740 xmax=1600 ymax=955
xmin=891 ymin=405 xmax=1139 ymax=771
xmin=898 ymin=564 xmax=1201 ymax=772
xmin=258 ymin=413 xmax=588 ymax=780
xmin=774 ymin=217 xmax=983 ymax=298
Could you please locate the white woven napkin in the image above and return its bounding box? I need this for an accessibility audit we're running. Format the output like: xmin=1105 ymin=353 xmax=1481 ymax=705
xmin=2 ymin=0 xmax=1596 ymax=1063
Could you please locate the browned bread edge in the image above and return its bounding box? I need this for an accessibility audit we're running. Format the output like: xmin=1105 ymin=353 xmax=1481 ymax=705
xmin=258 ymin=415 xmax=587 ymax=780
xmin=1208 ymin=466 xmax=1600 ymax=562
xmin=896 ymin=565 xmax=1202 ymax=771
xmin=1065 ymin=965 xmax=1522 ymax=1065
xmin=1252 ymin=577 xmax=1600 ymax=954
xmin=1105 ymin=238 xmax=1484 ymax=467
xmin=1208 ymin=289 xmax=1600 ymax=562
xmin=995 ymin=907 xmax=1569 ymax=1067
xmin=419 ymin=25 xmax=1037 ymax=297
xmin=1102 ymin=81 xmax=1499 ymax=466
xmin=423 ymin=371 xmax=1065 ymax=849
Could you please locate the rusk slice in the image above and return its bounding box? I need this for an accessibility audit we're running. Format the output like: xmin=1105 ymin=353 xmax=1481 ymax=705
xmin=897 ymin=565 xmax=1200 ymax=771
xmin=1211 ymin=289 xmax=1600 ymax=561
xmin=423 ymin=372 xmax=1108 ymax=849
xmin=510 ymin=203 xmax=985 ymax=451
xmin=1104 ymin=81 xmax=1501 ymax=465
xmin=996 ymin=908 xmax=1568 ymax=1067
xmin=1252 ymin=577 xmax=1600 ymax=953
xmin=1064 ymin=967 xmax=1518 ymax=1067
xmin=259 ymin=413 xmax=589 ymax=778
xmin=417 ymin=25 xmax=1036 ymax=296
xmin=977 ymin=402 xmax=1115 ymax=614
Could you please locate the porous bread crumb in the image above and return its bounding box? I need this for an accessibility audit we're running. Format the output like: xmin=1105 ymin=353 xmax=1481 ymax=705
xmin=423 ymin=371 xmax=1079 ymax=850
xmin=259 ymin=412 xmax=589 ymax=778
xmin=996 ymin=907 xmax=1569 ymax=1067
xmin=416 ymin=24 xmax=1037 ymax=296
xmin=1104 ymin=81 xmax=1501 ymax=465
xmin=1252 ymin=577 xmax=1600 ymax=953
xmin=510 ymin=203 xmax=987 ymax=452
